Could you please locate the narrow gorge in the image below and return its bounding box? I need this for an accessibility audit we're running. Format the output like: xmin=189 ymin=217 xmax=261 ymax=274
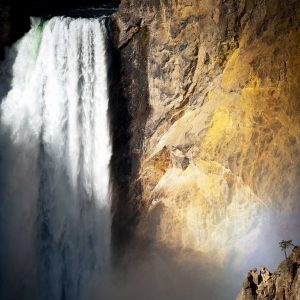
xmin=0 ymin=0 xmax=299 ymax=299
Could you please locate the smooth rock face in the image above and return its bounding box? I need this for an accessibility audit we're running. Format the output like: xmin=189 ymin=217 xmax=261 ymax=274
xmin=237 ymin=246 xmax=300 ymax=300
xmin=113 ymin=0 xmax=300 ymax=262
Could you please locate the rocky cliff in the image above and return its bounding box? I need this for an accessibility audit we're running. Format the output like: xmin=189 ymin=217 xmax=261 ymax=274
xmin=237 ymin=246 xmax=300 ymax=300
xmin=112 ymin=0 xmax=300 ymax=262
xmin=0 ymin=0 xmax=299 ymax=284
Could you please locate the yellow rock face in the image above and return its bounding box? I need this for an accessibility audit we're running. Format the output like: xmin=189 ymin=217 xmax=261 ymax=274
xmin=115 ymin=0 xmax=300 ymax=262
xmin=128 ymin=0 xmax=300 ymax=261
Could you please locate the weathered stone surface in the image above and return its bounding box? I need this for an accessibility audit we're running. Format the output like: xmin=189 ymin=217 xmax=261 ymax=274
xmin=237 ymin=246 xmax=300 ymax=300
xmin=113 ymin=0 xmax=300 ymax=261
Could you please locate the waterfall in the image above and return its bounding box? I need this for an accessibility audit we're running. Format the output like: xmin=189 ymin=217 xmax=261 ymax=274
xmin=0 ymin=17 xmax=111 ymax=300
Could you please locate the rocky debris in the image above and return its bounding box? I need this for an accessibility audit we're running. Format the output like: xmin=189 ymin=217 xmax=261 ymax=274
xmin=237 ymin=246 xmax=300 ymax=300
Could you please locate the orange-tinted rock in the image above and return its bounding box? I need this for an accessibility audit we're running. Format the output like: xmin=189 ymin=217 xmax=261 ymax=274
xmin=113 ymin=0 xmax=300 ymax=261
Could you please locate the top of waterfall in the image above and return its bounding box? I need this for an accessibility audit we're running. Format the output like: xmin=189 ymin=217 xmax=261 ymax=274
xmin=30 ymin=4 xmax=117 ymax=18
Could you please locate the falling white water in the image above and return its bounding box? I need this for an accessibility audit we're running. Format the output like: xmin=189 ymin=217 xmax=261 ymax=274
xmin=0 ymin=17 xmax=111 ymax=300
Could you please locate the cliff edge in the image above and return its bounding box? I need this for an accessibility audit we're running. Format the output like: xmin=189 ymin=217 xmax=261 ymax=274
xmin=237 ymin=246 xmax=300 ymax=300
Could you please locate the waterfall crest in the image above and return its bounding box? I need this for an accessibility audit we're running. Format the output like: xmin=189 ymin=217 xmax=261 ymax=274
xmin=0 ymin=17 xmax=111 ymax=300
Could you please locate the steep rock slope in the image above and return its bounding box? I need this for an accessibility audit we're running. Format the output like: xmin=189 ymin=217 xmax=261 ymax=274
xmin=237 ymin=246 xmax=300 ymax=300
xmin=113 ymin=0 xmax=300 ymax=261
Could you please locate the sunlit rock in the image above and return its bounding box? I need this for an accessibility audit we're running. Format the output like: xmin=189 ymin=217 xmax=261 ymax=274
xmin=237 ymin=246 xmax=300 ymax=300
xmin=113 ymin=0 xmax=300 ymax=265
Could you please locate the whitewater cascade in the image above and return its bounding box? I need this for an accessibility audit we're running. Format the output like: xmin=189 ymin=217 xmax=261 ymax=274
xmin=0 ymin=17 xmax=111 ymax=300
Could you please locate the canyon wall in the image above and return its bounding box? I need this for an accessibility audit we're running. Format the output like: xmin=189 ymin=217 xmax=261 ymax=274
xmin=0 ymin=1 xmax=298 ymax=298
xmin=0 ymin=0 xmax=299 ymax=268
xmin=112 ymin=0 xmax=300 ymax=262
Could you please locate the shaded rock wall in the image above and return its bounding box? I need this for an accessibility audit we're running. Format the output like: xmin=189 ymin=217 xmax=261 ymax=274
xmin=109 ymin=20 xmax=151 ymax=253
xmin=0 ymin=5 xmax=10 ymax=54
xmin=113 ymin=0 xmax=300 ymax=260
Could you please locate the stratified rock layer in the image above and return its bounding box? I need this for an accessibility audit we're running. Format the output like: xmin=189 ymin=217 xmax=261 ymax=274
xmin=113 ymin=0 xmax=300 ymax=261
xmin=237 ymin=246 xmax=300 ymax=300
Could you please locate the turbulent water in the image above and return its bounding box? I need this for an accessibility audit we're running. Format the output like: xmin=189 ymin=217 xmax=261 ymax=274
xmin=0 ymin=17 xmax=111 ymax=300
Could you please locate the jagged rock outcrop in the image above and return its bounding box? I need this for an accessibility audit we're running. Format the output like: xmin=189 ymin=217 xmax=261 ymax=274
xmin=112 ymin=0 xmax=300 ymax=261
xmin=237 ymin=246 xmax=300 ymax=300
